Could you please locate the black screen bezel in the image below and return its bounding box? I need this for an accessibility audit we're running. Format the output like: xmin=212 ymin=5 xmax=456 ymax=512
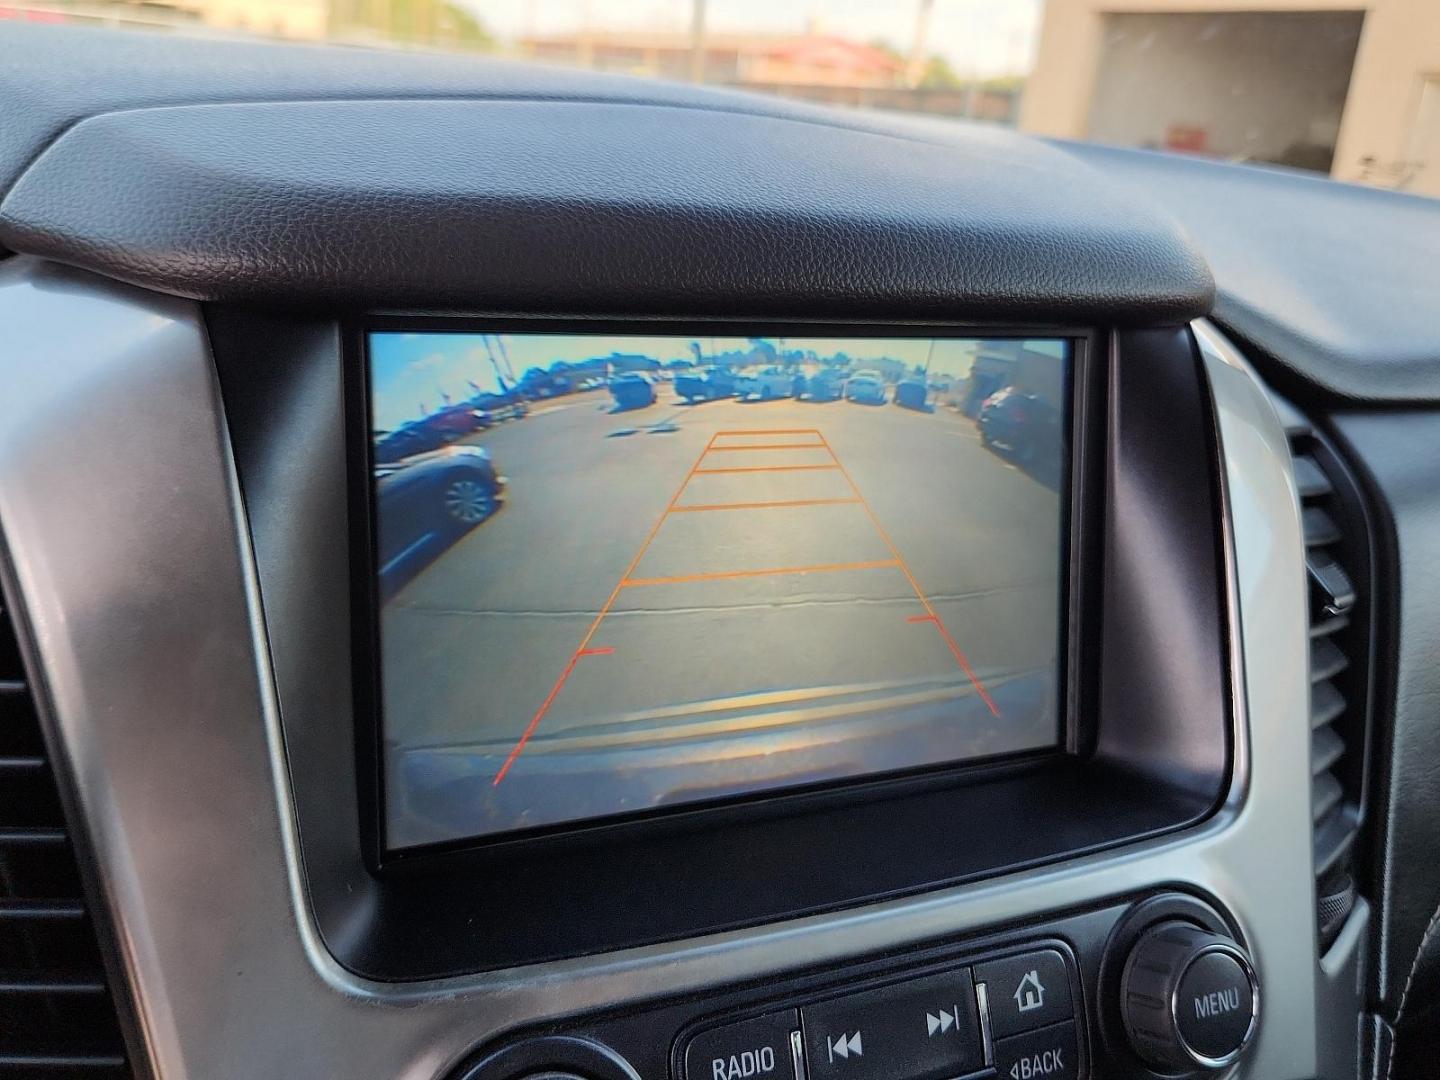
xmin=210 ymin=312 xmax=1229 ymax=979
xmin=351 ymin=318 xmax=1092 ymax=867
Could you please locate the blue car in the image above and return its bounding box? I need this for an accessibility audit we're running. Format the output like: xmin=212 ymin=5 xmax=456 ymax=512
xmin=675 ymin=367 xmax=738 ymax=402
xmin=803 ymin=368 xmax=847 ymax=401
xmin=978 ymin=387 xmax=1062 ymax=466
xmin=893 ymin=379 xmax=929 ymax=410
xmin=610 ymin=373 xmax=657 ymax=410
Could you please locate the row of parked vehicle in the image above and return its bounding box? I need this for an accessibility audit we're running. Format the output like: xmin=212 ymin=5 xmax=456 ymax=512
xmin=666 ymin=366 xmax=930 ymax=408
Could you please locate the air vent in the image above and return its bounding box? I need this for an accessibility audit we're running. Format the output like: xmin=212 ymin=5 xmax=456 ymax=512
xmin=0 ymin=599 xmax=132 ymax=1076
xmin=1276 ymin=400 xmax=1371 ymax=953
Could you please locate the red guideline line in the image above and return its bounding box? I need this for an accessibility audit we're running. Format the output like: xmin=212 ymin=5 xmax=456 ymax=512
xmin=815 ymin=432 xmax=1002 ymax=718
xmin=492 ymin=650 xmax=584 ymax=786
xmin=906 ymin=614 xmax=937 ymax=623
xmin=493 ymin=433 xmax=719 ymax=786
xmin=578 ymin=646 xmax=615 ymax=656
xmin=927 ymin=618 xmax=1000 ymax=715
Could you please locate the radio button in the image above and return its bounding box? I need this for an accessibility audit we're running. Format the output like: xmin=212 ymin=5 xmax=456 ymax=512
xmin=685 ymin=1011 xmax=798 ymax=1080
xmin=992 ymin=1021 xmax=1078 ymax=1080
xmin=972 ymin=950 xmax=1073 ymax=1039
xmin=800 ymin=970 xmax=982 ymax=1080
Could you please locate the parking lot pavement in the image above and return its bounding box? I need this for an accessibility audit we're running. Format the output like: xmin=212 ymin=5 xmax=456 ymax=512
xmin=381 ymin=390 xmax=1064 ymax=846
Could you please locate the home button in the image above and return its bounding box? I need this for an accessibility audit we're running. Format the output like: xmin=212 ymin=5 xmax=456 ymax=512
xmin=972 ymin=950 xmax=1074 ymax=1040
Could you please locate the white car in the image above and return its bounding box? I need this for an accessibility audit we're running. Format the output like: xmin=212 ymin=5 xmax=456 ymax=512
xmin=845 ymin=371 xmax=889 ymax=405
xmin=735 ymin=367 xmax=797 ymax=400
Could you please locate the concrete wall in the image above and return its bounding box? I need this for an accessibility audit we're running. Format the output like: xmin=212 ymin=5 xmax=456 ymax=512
xmin=1021 ymin=0 xmax=1440 ymax=197
xmin=1336 ymin=0 xmax=1440 ymax=193
xmin=1085 ymin=11 xmax=1361 ymax=170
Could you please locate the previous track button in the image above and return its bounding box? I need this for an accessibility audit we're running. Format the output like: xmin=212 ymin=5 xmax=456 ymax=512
xmin=800 ymin=970 xmax=983 ymax=1080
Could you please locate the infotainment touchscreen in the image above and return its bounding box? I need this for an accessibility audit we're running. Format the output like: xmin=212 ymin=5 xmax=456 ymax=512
xmin=368 ymin=332 xmax=1073 ymax=849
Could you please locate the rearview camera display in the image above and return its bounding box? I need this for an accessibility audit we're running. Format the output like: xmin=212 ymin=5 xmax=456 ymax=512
xmin=370 ymin=331 xmax=1071 ymax=849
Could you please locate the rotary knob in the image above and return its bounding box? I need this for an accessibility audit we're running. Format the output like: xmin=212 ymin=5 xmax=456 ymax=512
xmin=1120 ymin=920 xmax=1258 ymax=1073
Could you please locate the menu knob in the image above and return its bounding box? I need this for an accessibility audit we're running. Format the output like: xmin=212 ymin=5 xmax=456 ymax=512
xmin=1120 ymin=921 xmax=1258 ymax=1073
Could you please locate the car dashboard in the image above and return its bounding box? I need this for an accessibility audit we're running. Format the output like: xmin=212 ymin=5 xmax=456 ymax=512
xmin=1 ymin=20 xmax=1440 ymax=1080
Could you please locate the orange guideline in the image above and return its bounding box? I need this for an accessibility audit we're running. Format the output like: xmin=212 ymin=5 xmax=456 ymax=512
xmin=694 ymin=463 xmax=839 ymax=475
xmin=814 ymin=430 xmax=1001 ymax=717
xmin=621 ymin=559 xmax=901 ymax=589
xmin=491 ymin=427 xmax=998 ymax=786
xmin=705 ymin=442 xmax=830 ymax=452
xmin=670 ymin=497 xmax=860 ymax=514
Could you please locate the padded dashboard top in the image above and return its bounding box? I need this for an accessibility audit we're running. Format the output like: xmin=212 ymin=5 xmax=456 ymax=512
xmin=3 ymin=22 xmax=1440 ymax=401
xmin=0 ymin=23 xmax=1208 ymax=326
xmin=1059 ymin=142 xmax=1440 ymax=404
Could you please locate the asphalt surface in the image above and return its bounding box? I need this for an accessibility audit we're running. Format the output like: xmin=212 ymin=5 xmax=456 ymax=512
xmin=381 ymin=389 xmax=1065 ymax=847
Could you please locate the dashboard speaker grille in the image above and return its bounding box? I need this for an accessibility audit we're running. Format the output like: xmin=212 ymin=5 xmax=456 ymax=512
xmin=0 ymin=599 xmax=133 ymax=1077
xmin=1275 ymin=400 xmax=1370 ymax=954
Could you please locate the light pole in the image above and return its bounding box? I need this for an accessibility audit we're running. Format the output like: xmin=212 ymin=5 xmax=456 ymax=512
xmin=906 ymin=0 xmax=937 ymax=89
xmin=482 ymin=336 xmax=506 ymax=392
xmin=688 ymin=0 xmax=707 ymax=84
xmin=493 ymin=334 xmax=517 ymax=383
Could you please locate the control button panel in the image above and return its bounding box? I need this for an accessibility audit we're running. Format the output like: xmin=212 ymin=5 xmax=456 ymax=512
xmin=800 ymin=970 xmax=982 ymax=1080
xmin=973 ymin=950 xmax=1073 ymax=1040
xmin=993 ymin=1021 xmax=1079 ymax=1080
xmin=686 ymin=1011 xmax=799 ymax=1080
xmin=460 ymin=895 xmax=1265 ymax=1080
xmin=680 ymin=943 xmax=1081 ymax=1080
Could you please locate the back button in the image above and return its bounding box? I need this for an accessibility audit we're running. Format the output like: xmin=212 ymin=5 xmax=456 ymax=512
xmin=993 ymin=1021 xmax=1078 ymax=1080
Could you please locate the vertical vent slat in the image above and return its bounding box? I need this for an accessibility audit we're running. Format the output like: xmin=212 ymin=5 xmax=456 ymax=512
xmin=1278 ymin=401 xmax=1368 ymax=956
xmin=0 ymin=601 xmax=132 ymax=1077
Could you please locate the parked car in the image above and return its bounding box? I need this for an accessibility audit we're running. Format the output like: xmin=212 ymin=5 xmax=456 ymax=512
xmin=375 ymin=445 xmax=506 ymax=593
xmin=845 ymin=371 xmax=889 ymax=405
xmin=978 ymin=387 xmax=1063 ymax=465
xmin=735 ymin=367 xmax=797 ymax=400
xmin=803 ymin=367 xmax=848 ymax=401
xmin=422 ymin=403 xmax=493 ymax=442
xmin=518 ymin=372 xmax=558 ymax=399
xmin=675 ymin=367 xmax=737 ymax=403
xmin=893 ymin=379 xmax=929 ymax=410
xmin=374 ymin=422 xmax=445 ymax=464
xmin=472 ymin=393 xmax=528 ymax=421
xmin=610 ymin=373 xmax=657 ymax=410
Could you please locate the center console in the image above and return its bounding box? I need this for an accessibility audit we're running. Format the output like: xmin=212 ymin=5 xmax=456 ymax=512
xmin=449 ymin=892 xmax=1258 ymax=1080
xmin=0 ymin=258 xmax=1355 ymax=1079
xmin=212 ymin=317 xmax=1235 ymax=979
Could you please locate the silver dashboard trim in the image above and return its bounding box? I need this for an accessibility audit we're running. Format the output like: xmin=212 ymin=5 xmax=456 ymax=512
xmin=0 ymin=259 xmax=1317 ymax=1079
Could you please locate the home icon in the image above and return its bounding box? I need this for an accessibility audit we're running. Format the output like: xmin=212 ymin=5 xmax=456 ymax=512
xmin=1013 ymin=970 xmax=1045 ymax=1013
